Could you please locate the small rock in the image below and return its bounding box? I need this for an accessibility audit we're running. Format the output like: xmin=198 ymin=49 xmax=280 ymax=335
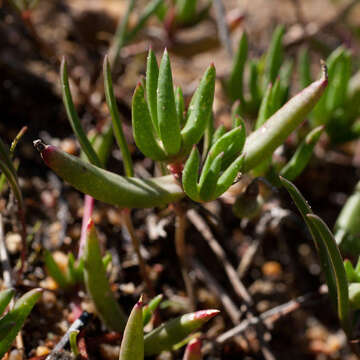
xmin=36 ymin=345 xmax=51 ymax=357
xmin=5 ymin=233 xmax=22 ymax=254
xmin=262 ymin=261 xmax=282 ymax=278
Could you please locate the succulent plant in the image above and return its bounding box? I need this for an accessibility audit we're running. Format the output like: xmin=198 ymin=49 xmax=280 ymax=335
xmin=0 ymin=288 xmax=42 ymax=357
xmin=299 ymin=46 xmax=360 ymax=143
xmin=34 ymin=50 xmax=328 ymax=208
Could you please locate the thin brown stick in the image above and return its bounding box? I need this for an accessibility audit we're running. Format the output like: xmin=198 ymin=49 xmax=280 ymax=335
xmin=215 ymin=292 xmax=321 ymax=344
xmin=192 ymin=258 xmax=240 ymax=324
xmin=237 ymin=239 xmax=260 ymax=279
xmin=122 ymin=209 xmax=155 ymax=297
xmin=174 ymin=203 xmax=196 ymax=311
xmin=187 ymin=209 xmax=252 ymax=305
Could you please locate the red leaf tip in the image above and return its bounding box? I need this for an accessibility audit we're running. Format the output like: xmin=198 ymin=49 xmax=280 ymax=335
xmin=136 ymin=295 xmax=144 ymax=309
xmin=191 ymin=309 xmax=220 ymax=321
xmin=187 ymin=338 xmax=202 ymax=352
xmin=86 ymin=218 xmax=94 ymax=232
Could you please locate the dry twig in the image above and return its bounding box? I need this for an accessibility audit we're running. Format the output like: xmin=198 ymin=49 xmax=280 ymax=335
xmin=187 ymin=209 xmax=252 ymax=305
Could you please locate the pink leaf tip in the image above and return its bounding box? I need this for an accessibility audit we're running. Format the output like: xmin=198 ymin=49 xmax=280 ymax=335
xmin=187 ymin=338 xmax=202 ymax=352
xmin=86 ymin=218 xmax=94 ymax=232
xmin=136 ymin=295 xmax=144 ymax=309
xmin=191 ymin=309 xmax=220 ymax=321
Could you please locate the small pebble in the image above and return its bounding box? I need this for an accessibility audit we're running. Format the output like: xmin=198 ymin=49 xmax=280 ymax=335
xmin=5 ymin=233 xmax=22 ymax=254
xmin=8 ymin=350 xmax=22 ymax=360
xmin=40 ymin=277 xmax=59 ymax=291
xmin=262 ymin=261 xmax=282 ymax=278
xmin=52 ymin=251 xmax=69 ymax=273
xmin=60 ymin=139 xmax=77 ymax=155
xmin=35 ymin=346 xmax=51 ymax=357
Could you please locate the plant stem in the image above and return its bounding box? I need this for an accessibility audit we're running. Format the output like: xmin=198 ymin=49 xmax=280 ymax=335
xmin=78 ymin=195 xmax=94 ymax=259
xmin=122 ymin=209 xmax=155 ymax=297
xmin=174 ymin=203 xmax=196 ymax=311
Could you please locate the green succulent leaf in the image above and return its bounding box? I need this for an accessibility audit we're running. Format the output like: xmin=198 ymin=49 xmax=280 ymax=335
xmin=228 ymin=32 xmax=248 ymax=102
xmin=60 ymin=58 xmax=102 ymax=168
xmin=344 ymin=260 xmax=360 ymax=283
xmin=181 ymin=64 xmax=216 ymax=155
xmin=183 ymin=338 xmax=202 ymax=360
xmin=144 ymin=309 xmax=219 ymax=356
xmin=157 ymin=50 xmax=181 ymax=156
xmin=200 ymin=125 xmax=245 ymax=184
xmin=264 ymin=25 xmax=285 ymax=88
xmin=146 ymin=48 xmax=160 ymax=134
xmin=0 ymin=321 xmax=15 ymax=342
xmin=143 ymin=294 xmax=163 ymax=326
xmin=335 ymin=181 xmax=360 ymax=255
xmin=182 ymin=146 xmax=201 ymax=202
xmin=0 ymin=288 xmax=42 ymax=358
xmin=83 ymin=220 xmax=127 ymax=331
xmin=214 ymin=153 xmax=244 ymax=198
xmin=280 ymin=177 xmax=338 ymax=316
xmin=255 ymin=83 xmax=273 ymax=130
xmin=211 ymin=125 xmax=226 ymax=146
xmin=104 ymin=56 xmax=133 ymax=177
xmin=299 ymin=48 xmax=312 ymax=89
xmin=249 ymin=60 xmax=261 ymax=108
xmin=280 ymin=125 xmax=324 ymax=181
xmin=126 ymin=0 xmax=164 ymax=43
xmin=175 ymin=86 xmax=185 ymax=127
xmin=176 ymin=0 xmax=198 ymax=24
xmin=198 ymin=152 xmax=224 ymax=202
xmin=119 ymin=298 xmax=144 ymax=360
xmin=0 ymin=289 xmax=15 ymax=317
xmin=44 ymin=249 xmax=70 ymax=290
xmin=306 ymin=214 xmax=351 ymax=334
xmin=132 ymin=83 xmax=167 ymax=161
xmin=35 ymin=142 xmax=184 ymax=208
xmin=243 ymin=65 xmax=327 ymax=172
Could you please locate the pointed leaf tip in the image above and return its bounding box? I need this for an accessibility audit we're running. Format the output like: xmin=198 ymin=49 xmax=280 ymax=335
xmin=183 ymin=338 xmax=202 ymax=360
xmin=33 ymin=139 xmax=46 ymax=153
xmin=191 ymin=309 xmax=220 ymax=321
xmin=86 ymin=219 xmax=94 ymax=232
xmin=320 ymin=60 xmax=328 ymax=83
xmin=136 ymin=295 xmax=144 ymax=309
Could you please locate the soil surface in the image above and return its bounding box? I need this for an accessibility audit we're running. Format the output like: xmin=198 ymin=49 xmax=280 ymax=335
xmin=1 ymin=0 xmax=360 ymax=359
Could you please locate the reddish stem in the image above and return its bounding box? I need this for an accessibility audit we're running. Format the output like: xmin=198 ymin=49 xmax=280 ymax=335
xmin=78 ymin=195 xmax=94 ymax=259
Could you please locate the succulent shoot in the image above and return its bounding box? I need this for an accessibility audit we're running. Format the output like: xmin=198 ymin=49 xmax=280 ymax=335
xmin=132 ymin=49 xmax=216 ymax=165
xmin=281 ymin=177 xmax=351 ymax=336
xmin=0 ymin=288 xmax=42 ymax=357
xmin=144 ymin=309 xmax=219 ymax=356
xmin=83 ymin=219 xmax=127 ymax=331
xmin=227 ymin=26 xmax=288 ymax=117
xmin=36 ymin=54 xmax=327 ymax=208
xmin=119 ymin=298 xmax=144 ymax=360
xmin=300 ymin=46 xmax=360 ymax=143
xmin=335 ymin=181 xmax=360 ymax=255
xmin=182 ymin=119 xmax=246 ymax=202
